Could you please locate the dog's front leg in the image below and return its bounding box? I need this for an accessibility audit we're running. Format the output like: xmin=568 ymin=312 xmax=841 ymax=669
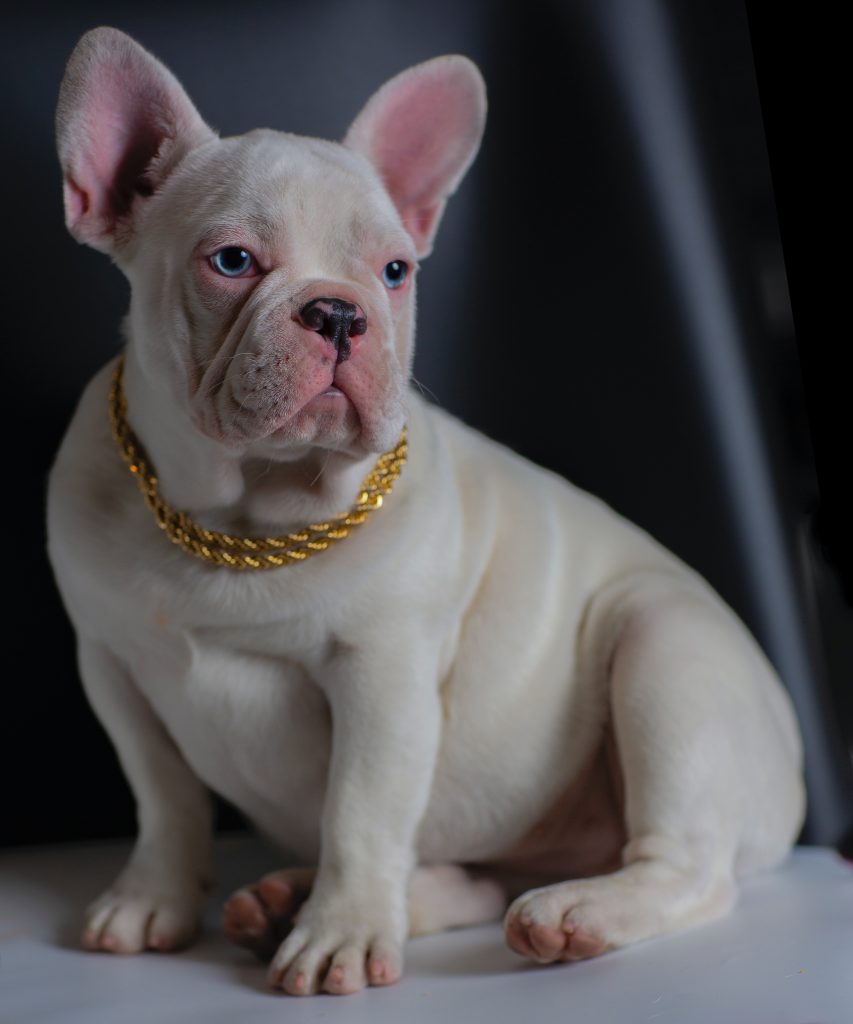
xmin=76 ymin=639 xmax=216 ymax=953
xmin=268 ymin=640 xmax=442 ymax=996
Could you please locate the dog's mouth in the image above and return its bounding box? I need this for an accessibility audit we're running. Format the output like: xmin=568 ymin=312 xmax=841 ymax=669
xmin=304 ymin=371 xmax=353 ymax=407
xmin=270 ymin=360 xmax=404 ymax=456
xmin=288 ymin=379 xmax=356 ymax=425
xmin=192 ymin=307 xmax=405 ymax=456
xmin=259 ymin=367 xmax=366 ymax=450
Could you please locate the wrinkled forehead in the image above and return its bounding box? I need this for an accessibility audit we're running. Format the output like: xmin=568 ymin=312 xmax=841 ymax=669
xmin=152 ymin=129 xmax=412 ymax=259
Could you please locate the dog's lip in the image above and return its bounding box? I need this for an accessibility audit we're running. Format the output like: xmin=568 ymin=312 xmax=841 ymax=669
xmin=315 ymin=371 xmax=353 ymax=401
xmin=274 ymin=376 xmax=354 ymax=425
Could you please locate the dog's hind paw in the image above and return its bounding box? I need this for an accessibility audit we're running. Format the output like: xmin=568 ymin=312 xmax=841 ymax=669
xmin=222 ymin=866 xmax=316 ymax=960
xmin=503 ymin=858 xmax=737 ymax=964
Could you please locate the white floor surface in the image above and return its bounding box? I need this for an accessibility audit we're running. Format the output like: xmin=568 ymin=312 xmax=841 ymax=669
xmin=1 ymin=835 xmax=851 ymax=1023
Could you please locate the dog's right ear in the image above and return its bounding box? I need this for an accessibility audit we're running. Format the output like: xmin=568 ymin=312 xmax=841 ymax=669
xmin=56 ymin=27 xmax=215 ymax=254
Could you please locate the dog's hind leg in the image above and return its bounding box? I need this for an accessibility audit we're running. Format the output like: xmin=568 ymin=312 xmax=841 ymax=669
xmin=407 ymin=864 xmax=509 ymax=936
xmin=504 ymin=579 xmax=805 ymax=964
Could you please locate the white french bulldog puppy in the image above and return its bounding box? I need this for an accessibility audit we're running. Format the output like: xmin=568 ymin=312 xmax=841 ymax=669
xmin=48 ymin=26 xmax=805 ymax=997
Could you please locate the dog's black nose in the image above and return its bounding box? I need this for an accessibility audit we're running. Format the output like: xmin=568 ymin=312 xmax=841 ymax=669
xmin=298 ymin=298 xmax=367 ymax=364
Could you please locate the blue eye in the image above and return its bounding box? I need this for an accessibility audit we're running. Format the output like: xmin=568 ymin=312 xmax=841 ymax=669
xmin=382 ymin=260 xmax=409 ymax=289
xmin=211 ymin=247 xmax=255 ymax=277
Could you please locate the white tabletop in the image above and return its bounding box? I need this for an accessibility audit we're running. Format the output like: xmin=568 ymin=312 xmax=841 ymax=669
xmin=1 ymin=835 xmax=851 ymax=1023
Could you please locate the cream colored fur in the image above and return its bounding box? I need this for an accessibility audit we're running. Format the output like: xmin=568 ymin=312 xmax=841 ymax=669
xmin=48 ymin=27 xmax=805 ymax=997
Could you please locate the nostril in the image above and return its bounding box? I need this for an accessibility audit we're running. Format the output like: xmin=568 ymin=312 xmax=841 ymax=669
xmin=302 ymin=306 xmax=325 ymax=331
xmin=350 ymin=317 xmax=367 ymax=337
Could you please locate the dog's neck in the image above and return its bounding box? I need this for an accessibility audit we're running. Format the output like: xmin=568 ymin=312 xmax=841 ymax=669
xmin=121 ymin=345 xmax=379 ymax=537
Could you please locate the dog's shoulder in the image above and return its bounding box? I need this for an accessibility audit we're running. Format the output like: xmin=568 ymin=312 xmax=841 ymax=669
xmin=48 ymin=355 xmax=122 ymax=496
xmin=47 ymin=354 xmax=137 ymax=569
xmin=407 ymin=388 xmax=694 ymax=587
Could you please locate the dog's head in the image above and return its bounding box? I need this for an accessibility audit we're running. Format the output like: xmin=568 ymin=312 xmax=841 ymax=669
xmin=56 ymin=27 xmax=486 ymax=458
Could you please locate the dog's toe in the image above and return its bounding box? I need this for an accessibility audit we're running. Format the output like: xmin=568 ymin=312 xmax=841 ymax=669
xmin=526 ymin=922 xmax=569 ymax=961
xmin=504 ymin=884 xmax=609 ymax=965
xmin=82 ymin=884 xmax=202 ymax=955
xmin=223 ymin=867 xmax=316 ymax=960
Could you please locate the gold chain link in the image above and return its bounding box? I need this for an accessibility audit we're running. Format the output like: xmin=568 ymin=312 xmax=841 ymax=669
xmin=107 ymin=355 xmax=407 ymax=570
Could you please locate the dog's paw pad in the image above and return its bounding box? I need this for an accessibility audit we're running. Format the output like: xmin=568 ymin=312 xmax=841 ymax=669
xmin=222 ymin=867 xmax=315 ymax=960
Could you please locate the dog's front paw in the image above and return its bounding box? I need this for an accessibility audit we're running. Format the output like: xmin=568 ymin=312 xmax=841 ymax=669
xmin=268 ymin=892 xmax=406 ymax=996
xmin=82 ymin=870 xmax=210 ymax=954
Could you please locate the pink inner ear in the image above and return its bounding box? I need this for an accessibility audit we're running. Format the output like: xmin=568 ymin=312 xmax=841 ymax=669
xmin=68 ymin=64 xmax=173 ymax=232
xmin=400 ymin=205 xmax=442 ymax=248
xmin=64 ymin=177 xmax=89 ymax=223
xmin=58 ymin=28 xmax=214 ymax=248
xmin=345 ymin=57 xmax=485 ymax=256
xmin=369 ymin=75 xmax=479 ymax=208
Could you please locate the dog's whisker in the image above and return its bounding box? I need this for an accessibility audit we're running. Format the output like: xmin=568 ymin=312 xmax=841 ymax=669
xmin=308 ymin=448 xmax=333 ymax=488
xmin=256 ymin=458 xmax=275 ymax=482
xmin=410 ymin=375 xmax=440 ymax=405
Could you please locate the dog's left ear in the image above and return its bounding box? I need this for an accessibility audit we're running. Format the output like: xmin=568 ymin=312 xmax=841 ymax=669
xmin=344 ymin=56 xmax=486 ymax=258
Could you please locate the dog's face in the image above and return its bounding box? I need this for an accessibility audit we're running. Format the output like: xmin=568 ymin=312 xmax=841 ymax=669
xmin=57 ymin=28 xmax=486 ymax=459
xmin=127 ymin=132 xmax=418 ymax=457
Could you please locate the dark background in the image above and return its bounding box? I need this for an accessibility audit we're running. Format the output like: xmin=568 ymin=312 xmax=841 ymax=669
xmin=4 ymin=1 xmax=851 ymax=848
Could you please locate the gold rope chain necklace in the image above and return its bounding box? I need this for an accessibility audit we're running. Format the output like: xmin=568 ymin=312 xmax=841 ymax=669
xmin=108 ymin=355 xmax=408 ymax=570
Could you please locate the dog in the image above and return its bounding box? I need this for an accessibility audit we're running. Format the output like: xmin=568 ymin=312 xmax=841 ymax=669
xmin=47 ymin=26 xmax=806 ymax=996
